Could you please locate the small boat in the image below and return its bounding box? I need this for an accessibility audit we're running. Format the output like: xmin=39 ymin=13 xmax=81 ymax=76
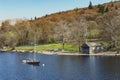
xmin=23 ymin=43 xmax=40 ymax=65
xmin=23 ymin=59 xmax=40 ymax=65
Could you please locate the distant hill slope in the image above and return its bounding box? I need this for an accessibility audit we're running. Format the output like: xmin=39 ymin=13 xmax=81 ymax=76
xmin=0 ymin=1 xmax=120 ymax=50
xmin=35 ymin=1 xmax=120 ymax=22
xmin=26 ymin=1 xmax=120 ymax=44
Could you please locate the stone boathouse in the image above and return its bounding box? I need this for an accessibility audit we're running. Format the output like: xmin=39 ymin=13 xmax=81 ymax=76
xmin=81 ymin=42 xmax=104 ymax=54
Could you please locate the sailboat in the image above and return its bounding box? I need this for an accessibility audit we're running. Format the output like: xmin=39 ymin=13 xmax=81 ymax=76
xmin=23 ymin=43 xmax=40 ymax=65
xmin=23 ymin=30 xmax=40 ymax=65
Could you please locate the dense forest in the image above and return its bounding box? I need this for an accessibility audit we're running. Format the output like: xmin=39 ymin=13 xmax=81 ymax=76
xmin=0 ymin=1 xmax=120 ymax=51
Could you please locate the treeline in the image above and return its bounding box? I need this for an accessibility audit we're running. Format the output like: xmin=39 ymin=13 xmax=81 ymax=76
xmin=0 ymin=1 xmax=120 ymax=51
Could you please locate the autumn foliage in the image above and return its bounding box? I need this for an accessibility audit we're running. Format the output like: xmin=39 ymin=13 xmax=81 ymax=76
xmin=0 ymin=1 xmax=120 ymax=51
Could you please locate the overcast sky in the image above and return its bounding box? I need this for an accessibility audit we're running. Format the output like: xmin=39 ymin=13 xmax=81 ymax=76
xmin=0 ymin=0 xmax=111 ymax=20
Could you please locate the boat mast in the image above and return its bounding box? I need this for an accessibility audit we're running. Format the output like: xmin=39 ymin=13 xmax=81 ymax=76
xmin=34 ymin=32 xmax=37 ymax=61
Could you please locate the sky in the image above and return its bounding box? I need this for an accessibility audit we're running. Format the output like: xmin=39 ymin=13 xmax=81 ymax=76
xmin=0 ymin=0 xmax=112 ymax=20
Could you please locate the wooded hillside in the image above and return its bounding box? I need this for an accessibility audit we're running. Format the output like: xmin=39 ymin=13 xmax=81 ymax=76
xmin=0 ymin=1 xmax=120 ymax=51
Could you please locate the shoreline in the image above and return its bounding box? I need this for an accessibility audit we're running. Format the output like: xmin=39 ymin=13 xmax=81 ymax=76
xmin=11 ymin=50 xmax=120 ymax=56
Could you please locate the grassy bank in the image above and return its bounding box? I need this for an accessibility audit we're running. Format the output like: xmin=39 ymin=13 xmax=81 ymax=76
xmin=15 ymin=43 xmax=79 ymax=53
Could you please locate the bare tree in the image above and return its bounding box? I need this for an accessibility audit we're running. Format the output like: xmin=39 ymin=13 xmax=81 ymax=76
xmin=87 ymin=21 xmax=99 ymax=40
xmin=70 ymin=17 xmax=88 ymax=53
xmin=97 ymin=11 xmax=120 ymax=52
xmin=55 ymin=20 xmax=70 ymax=51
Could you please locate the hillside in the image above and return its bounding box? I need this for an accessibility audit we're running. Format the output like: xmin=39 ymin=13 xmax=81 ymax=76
xmin=0 ymin=1 xmax=120 ymax=52
xmin=36 ymin=1 xmax=120 ymax=22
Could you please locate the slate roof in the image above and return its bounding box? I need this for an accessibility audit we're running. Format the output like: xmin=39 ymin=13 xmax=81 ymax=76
xmin=83 ymin=42 xmax=101 ymax=47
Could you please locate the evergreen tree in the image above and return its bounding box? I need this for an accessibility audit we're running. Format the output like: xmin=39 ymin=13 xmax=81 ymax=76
xmin=45 ymin=14 xmax=48 ymax=17
xmin=88 ymin=1 xmax=93 ymax=9
xmin=74 ymin=8 xmax=79 ymax=12
xmin=105 ymin=7 xmax=109 ymax=12
xmin=98 ymin=5 xmax=105 ymax=14
xmin=34 ymin=16 xmax=37 ymax=20
xmin=98 ymin=4 xmax=101 ymax=8
xmin=115 ymin=6 xmax=118 ymax=9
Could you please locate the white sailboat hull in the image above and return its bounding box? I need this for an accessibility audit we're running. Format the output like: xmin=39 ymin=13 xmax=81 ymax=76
xmin=23 ymin=59 xmax=40 ymax=65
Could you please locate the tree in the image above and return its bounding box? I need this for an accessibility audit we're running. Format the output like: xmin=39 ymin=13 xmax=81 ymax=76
xmin=34 ymin=16 xmax=37 ymax=20
xmin=55 ymin=20 xmax=70 ymax=51
xmin=98 ymin=5 xmax=105 ymax=14
xmin=70 ymin=17 xmax=88 ymax=53
xmin=0 ymin=32 xmax=6 ymax=48
xmin=87 ymin=21 xmax=99 ymax=40
xmin=111 ymin=2 xmax=114 ymax=7
xmin=1 ymin=20 xmax=12 ymax=31
xmin=4 ymin=31 xmax=18 ymax=48
xmin=15 ymin=20 xmax=31 ymax=45
xmin=97 ymin=11 xmax=120 ymax=52
xmin=105 ymin=7 xmax=109 ymax=12
xmin=88 ymin=1 xmax=93 ymax=9
xmin=115 ymin=6 xmax=118 ymax=10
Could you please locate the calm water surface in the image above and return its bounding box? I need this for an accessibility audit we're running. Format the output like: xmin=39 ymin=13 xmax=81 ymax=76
xmin=0 ymin=52 xmax=120 ymax=80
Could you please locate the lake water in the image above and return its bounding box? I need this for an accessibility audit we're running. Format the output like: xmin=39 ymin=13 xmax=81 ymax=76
xmin=0 ymin=52 xmax=120 ymax=80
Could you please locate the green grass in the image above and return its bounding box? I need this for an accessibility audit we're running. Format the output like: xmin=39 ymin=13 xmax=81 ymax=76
xmin=64 ymin=43 xmax=79 ymax=52
xmin=15 ymin=46 xmax=33 ymax=50
xmin=15 ymin=43 xmax=79 ymax=53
